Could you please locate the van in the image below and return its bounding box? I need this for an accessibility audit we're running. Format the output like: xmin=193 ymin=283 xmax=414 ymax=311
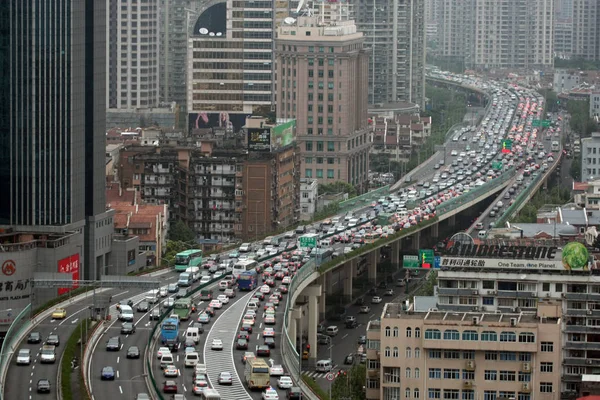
xmin=185 ymin=267 xmax=200 ymax=282
xmin=295 ymin=225 xmax=306 ymax=234
xmin=317 ymin=334 xmax=330 ymax=345
xmin=184 ymin=351 xmax=200 ymax=367
xmin=145 ymin=289 xmax=160 ymax=304
xmin=118 ymin=305 xmax=134 ymax=322
xmin=160 ymin=352 xmax=174 ymax=368
xmin=239 ymin=243 xmax=252 ymax=252
xmin=178 ymin=272 xmax=193 ymax=287
xmin=325 ymin=326 xmax=339 ymax=336
xmin=263 ymin=236 xmax=274 ymax=245
xmin=516 ymin=174 xmax=524 ymax=183
xmin=316 ymin=359 xmax=333 ymax=372
xmin=478 ymin=230 xmax=487 ymax=239
xmin=247 ymin=301 xmax=259 ymax=311
xmin=186 ymin=327 xmax=201 ymax=344
xmin=198 ymin=388 xmax=221 ymax=400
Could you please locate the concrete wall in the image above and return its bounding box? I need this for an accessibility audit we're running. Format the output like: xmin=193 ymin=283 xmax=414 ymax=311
xmin=111 ymin=234 xmax=147 ymax=275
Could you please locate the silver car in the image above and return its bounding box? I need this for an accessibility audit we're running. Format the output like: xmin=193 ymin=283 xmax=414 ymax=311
xmin=218 ymin=371 xmax=233 ymax=385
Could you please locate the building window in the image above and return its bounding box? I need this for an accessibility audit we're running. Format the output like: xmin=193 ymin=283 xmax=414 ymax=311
xmin=499 ymin=371 xmax=516 ymax=381
xmin=415 ymin=389 xmax=420 ymax=399
xmin=308 ymin=46 xmax=314 ymax=52
xmin=444 ymin=330 xmax=460 ymax=340
xmin=327 ymin=141 xmax=335 ymax=151
xmin=425 ymin=329 xmax=441 ymax=339
xmin=462 ymin=330 xmax=478 ymax=341
xmin=385 ymin=326 xmax=391 ymax=337
xmin=518 ymin=332 xmax=535 ymax=343
xmin=541 ymin=341 xmax=554 ymax=352
xmin=540 ymin=383 xmax=553 ymax=393
xmin=481 ymin=331 xmax=497 ymax=341
xmin=444 ymin=351 xmax=460 ymax=359
xmin=444 ymin=390 xmax=460 ymax=400
xmin=415 ymin=348 xmax=421 ymax=358
xmin=406 ymin=368 xmax=411 ymax=378
xmin=308 ymin=58 xmax=314 ymax=66
xmin=316 ymin=141 xmax=323 ymax=151
xmin=429 ymin=389 xmax=441 ymax=399
xmin=429 ymin=368 xmax=441 ymax=379
xmin=540 ymin=362 xmax=553 ymax=373
xmin=462 ymin=390 xmax=474 ymax=400
xmin=384 ymin=346 xmax=391 ymax=357
xmin=328 ymin=82 xmax=334 ymax=89
xmin=305 ymin=142 xmax=313 ymax=151
xmin=415 ymin=368 xmax=420 ymax=378
xmin=429 ymin=350 xmax=441 ymax=359
xmin=499 ymin=331 xmax=516 ymax=342
xmin=406 ymin=347 xmax=411 ymax=358
xmin=519 ymin=353 xmax=532 ymax=362
xmin=517 ymin=394 xmax=530 ymax=400
xmin=305 ymin=157 xmax=312 ymax=164
xmin=327 ymin=169 xmax=334 ymax=179
xmin=406 ymin=327 xmax=412 ymax=337
xmin=305 ymin=169 xmax=312 ymax=178
xmin=316 ymin=169 xmax=323 ymax=178
xmin=463 ymin=370 xmax=475 ymax=380
xmin=406 ymin=388 xmax=411 ymax=398
xmin=483 ymin=391 xmax=497 ymax=400
xmin=308 ymin=81 xmax=313 ymax=89
xmin=392 ymin=327 xmax=398 ymax=337
xmin=443 ymin=369 xmax=460 ymax=379
xmin=499 ymin=352 xmax=516 ymax=361
xmin=484 ymin=370 xmax=497 ymax=380
xmin=393 ymin=347 xmax=399 ymax=357
xmin=415 ymin=328 xmax=421 ymax=338
xmin=518 ymin=372 xmax=531 ymax=382
xmin=463 ymin=351 xmax=475 ymax=360
xmin=483 ymin=297 xmax=494 ymax=305
xmin=316 ymin=157 xmax=323 ymax=164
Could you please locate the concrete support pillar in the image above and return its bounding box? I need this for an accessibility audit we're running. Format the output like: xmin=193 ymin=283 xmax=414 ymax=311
xmin=344 ymin=260 xmax=355 ymax=297
xmin=412 ymin=231 xmax=420 ymax=251
xmin=368 ymin=260 xmax=377 ymax=284
xmin=289 ymin=317 xmax=297 ymax=349
xmin=308 ymin=295 xmax=318 ymax=359
xmin=448 ymin=214 xmax=456 ymax=227
xmin=432 ymin=222 xmax=439 ymax=238
xmin=391 ymin=240 xmax=401 ymax=270
xmin=319 ymin=292 xmax=326 ymax=321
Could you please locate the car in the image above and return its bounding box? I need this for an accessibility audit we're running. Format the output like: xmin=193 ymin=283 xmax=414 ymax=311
xmin=217 ymin=294 xmax=230 ymax=304
xmin=287 ymin=387 xmax=303 ymax=400
xmin=101 ymin=366 xmax=115 ymax=380
xmin=277 ymin=376 xmax=294 ymax=389
xmin=163 ymin=380 xmax=178 ymax=394
xmin=236 ymin=338 xmax=248 ymax=350
xmin=159 ymin=287 xmax=169 ymax=297
xmin=106 ymin=336 xmax=121 ymax=351
xmin=264 ymin=302 xmax=276 ymax=311
xmin=197 ymin=313 xmax=211 ymax=324
xmin=135 ymin=395 xmax=151 ymax=400
xmin=371 ymin=296 xmax=383 ymax=304
xmin=193 ymin=376 xmax=209 ymax=394
xmin=224 ymin=288 xmax=236 ymax=298
xmin=263 ymin=328 xmax=275 ymax=337
xmin=163 ymin=298 xmax=175 ymax=309
xmin=16 ymin=349 xmax=31 ymax=365
xmin=359 ymin=305 xmax=371 ymax=314
xmin=260 ymin=285 xmax=271 ymax=294
xmin=241 ymin=323 xmax=253 ymax=333
xmin=238 ymin=331 xmax=250 ymax=341
xmin=345 ymin=316 xmax=357 ymax=328
xmin=344 ymin=354 xmax=354 ymax=364
xmin=269 ymin=364 xmax=285 ymax=376
xmin=137 ymin=301 xmax=149 ymax=312
xmin=209 ymin=299 xmax=223 ymax=309
xmin=242 ymin=317 xmax=255 ymax=326
xmin=257 ymin=345 xmax=270 ymax=357
xmin=264 ymin=315 xmax=276 ymax=325
xmin=127 ymin=346 xmax=140 ymax=359
xmin=384 ymin=289 xmax=394 ymax=296
xmin=262 ymin=387 xmax=280 ymax=400
xmin=27 ymin=332 xmax=41 ymax=344
xmin=264 ymin=337 xmax=276 ymax=348
xmin=157 ymin=347 xmax=171 ymax=359
xmin=164 ymin=365 xmax=178 ymax=377
xmin=218 ymin=371 xmax=233 ymax=385
xmin=358 ymin=335 xmax=367 ymax=345
xmin=149 ymin=308 xmax=161 ymax=320
xmin=211 ymin=339 xmax=223 ymax=350
xmin=51 ymin=308 xmax=67 ymax=319
xmin=46 ymin=334 xmax=60 ymax=346
xmin=121 ymin=322 xmax=136 ymax=334
xmin=200 ymin=276 xmax=211 ymax=285
xmin=242 ymin=351 xmax=255 ymax=364
xmin=37 ymin=379 xmax=51 ymax=393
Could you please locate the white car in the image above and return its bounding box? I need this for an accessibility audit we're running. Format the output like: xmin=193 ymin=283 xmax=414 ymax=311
xmin=200 ymin=276 xmax=211 ymax=285
xmin=211 ymin=339 xmax=223 ymax=350
xmin=371 ymin=296 xmax=383 ymax=304
xmin=282 ymin=276 xmax=291 ymax=285
xmin=159 ymin=287 xmax=168 ymax=297
xmin=277 ymin=376 xmax=293 ymax=389
xmin=163 ymin=365 xmax=178 ymax=377
xmin=157 ymin=347 xmax=171 ymax=359
xmin=269 ymin=365 xmax=285 ymax=376
xmin=209 ymin=299 xmax=223 ymax=309
xmin=264 ymin=315 xmax=276 ymax=325
xmin=263 ymin=328 xmax=275 ymax=337
xmin=245 ymin=309 xmax=257 ymax=318
xmin=16 ymin=349 xmax=31 ymax=365
xmin=217 ymin=295 xmax=229 ymax=304
xmin=242 ymin=317 xmax=255 ymax=326
xmin=260 ymin=285 xmax=271 ymax=294
xmin=262 ymin=388 xmax=279 ymax=400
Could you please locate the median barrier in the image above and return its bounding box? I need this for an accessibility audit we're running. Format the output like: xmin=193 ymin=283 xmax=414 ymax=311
xmin=83 ymin=319 xmax=108 ymax=400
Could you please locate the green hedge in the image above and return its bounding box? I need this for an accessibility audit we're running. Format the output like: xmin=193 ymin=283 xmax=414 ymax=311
xmin=317 ymin=216 xmax=439 ymax=274
xmin=33 ymin=287 xmax=95 ymax=317
xmin=61 ymin=319 xmax=94 ymax=400
xmin=302 ymin=374 xmax=330 ymax=400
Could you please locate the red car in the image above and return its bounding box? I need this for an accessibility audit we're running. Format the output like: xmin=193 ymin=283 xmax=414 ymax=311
xmin=163 ymin=380 xmax=178 ymax=394
xmin=278 ymin=286 xmax=288 ymax=294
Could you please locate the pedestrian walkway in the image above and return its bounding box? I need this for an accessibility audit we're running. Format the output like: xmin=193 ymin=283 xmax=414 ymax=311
xmin=302 ymin=365 xmax=338 ymax=380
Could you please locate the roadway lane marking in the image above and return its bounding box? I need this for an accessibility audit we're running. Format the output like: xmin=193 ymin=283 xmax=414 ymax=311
xmin=117 ymin=356 xmax=120 ymax=364
xmin=369 ymin=314 xmax=375 ymax=318
xmin=119 ymin=386 xmax=123 ymax=394
xmin=182 ymin=384 xmax=187 ymax=392
xmin=257 ymin=334 xmax=260 ymax=340
xmin=341 ymin=333 xmax=348 ymax=340
xmin=114 ymin=290 xmax=130 ymax=298
xmin=176 ymin=355 xmax=180 ymax=362
xmin=117 ymin=370 xmax=120 ymax=379
xmin=29 ymin=380 xmax=32 ymax=384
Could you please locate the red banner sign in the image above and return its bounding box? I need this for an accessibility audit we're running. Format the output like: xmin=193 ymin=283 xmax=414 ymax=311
xmin=58 ymin=254 xmax=80 ymax=296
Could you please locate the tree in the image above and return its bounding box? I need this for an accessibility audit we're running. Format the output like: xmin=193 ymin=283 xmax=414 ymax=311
xmin=169 ymin=220 xmax=196 ymax=242
xmin=331 ymin=364 xmax=366 ymax=400
xmin=570 ymin=155 xmax=581 ymax=181
xmin=319 ymin=182 xmax=358 ymax=198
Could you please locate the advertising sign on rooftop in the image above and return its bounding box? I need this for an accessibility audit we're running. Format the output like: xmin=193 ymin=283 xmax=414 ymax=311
xmin=247 ymin=128 xmax=271 ymax=152
xmin=271 ymin=120 xmax=296 ymax=151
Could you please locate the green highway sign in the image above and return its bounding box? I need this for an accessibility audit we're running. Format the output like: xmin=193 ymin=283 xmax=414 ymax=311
xmin=403 ymin=255 xmax=419 ymax=269
xmin=532 ymin=119 xmax=551 ymax=128
xmin=299 ymin=236 xmax=317 ymax=248
xmin=419 ymin=249 xmax=435 ymax=268
xmin=492 ymin=161 xmax=503 ymax=171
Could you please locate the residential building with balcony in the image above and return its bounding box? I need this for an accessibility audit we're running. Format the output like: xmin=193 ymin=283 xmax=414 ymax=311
xmin=300 ymin=178 xmax=318 ymax=221
xmin=370 ymin=114 xmax=431 ymax=161
xmin=581 ymin=132 xmax=600 ymax=181
xmin=366 ymin=307 xmax=561 ymax=400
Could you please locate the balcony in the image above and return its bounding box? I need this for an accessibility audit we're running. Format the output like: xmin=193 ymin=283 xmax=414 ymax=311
xmin=563 ymin=357 xmax=600 ymax=366
xmin=564 ymin=324 xmax=600 ymax=334
xmin=564 ymin=341 xmax=600 ymax=350
xmin=437 ymin=288 xmax=480 ymax=296
xmin=497 ymin=290 xmax=517 ymax=298
xmin=421 ymin=339 xmax=537 ymax=352
xmin=564 ymin=292 xmax=600 ymax=301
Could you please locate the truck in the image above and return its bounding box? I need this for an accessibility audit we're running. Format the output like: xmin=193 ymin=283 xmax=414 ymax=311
xmin=172 ymin=297 xmax=192 ymax=321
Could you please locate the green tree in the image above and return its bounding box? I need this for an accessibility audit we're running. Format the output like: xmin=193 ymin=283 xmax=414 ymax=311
xmin=169 ymin=220 xmax=196 ymax=242
xmin=567 ymin=100 xmax=598 ymax=137
xmin=554 ymin=57 xmax=600 ymax=70
xmin=319 ymin=182 xmax=358 ymax=198
xmin=331 ymin=364 xmax=366 ymax=400
xmin=162 ymin=239 xmax=201 ymax=267
xmin=570 ymin=154 xmax=581 ymax=181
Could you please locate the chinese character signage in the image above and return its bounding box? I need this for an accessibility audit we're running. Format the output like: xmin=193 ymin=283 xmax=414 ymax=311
xmin=403 ymin=255 xmax=419 ymax=269
xmin=419 ymin=249 xmax=435 ymax=269
xmin=58 ymin=254 xmax=80 ymax=295
xmin=501 ymin=139 xmax=512 ymax=154
xmin=0 ymin=257 xmax=33 ymax=324
xmin=247 ymin=127 xmax=271 ymax=152
xmin=271 ymin=120 xmax=296 ymax=151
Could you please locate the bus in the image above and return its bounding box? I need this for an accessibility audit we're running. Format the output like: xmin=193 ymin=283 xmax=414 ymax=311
xmin=232 ymin=259 xmax=258 ymax=280
xmin=244 ymin=357 xmax=270 ymax=390
xmin=238 ymin=270 xmax=258 ymax=291
xmin=160 ymin=317 xmax=179 ymax=344
xmin=173 ymin=297 xmax=192 ymax=321
xmin=174 ymin=249 xmax=203 ymax=272
xmin=551 ymin=141 xmax=559 ymax=152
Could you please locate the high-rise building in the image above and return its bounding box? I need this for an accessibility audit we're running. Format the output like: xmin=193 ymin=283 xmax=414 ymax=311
xmin=158 ymin=0 xmax=205 ymax=109
xmin=0 ymin=0 xmax=114 ymax=280
xmin=556 ymin=0 xmax=574 ymax=22
xmin=275 ymin=5 xmax=371 ymax=192
xmin=425 ymin=0 xmax=441 ymax=42
xmin=352 ymin=0 xmax=426 ymax=107
xmin=438 ymin=0 xmax=476 ymax=66
xmin=472 ymin=0 xmax=554 ymax=69
xmin=571 ymin=0 xmax=600 ymax=61
xmin=107 ymin=0 xmax=160 ymax=110
xmin=186 ymin=0 xmax=299 ymax=132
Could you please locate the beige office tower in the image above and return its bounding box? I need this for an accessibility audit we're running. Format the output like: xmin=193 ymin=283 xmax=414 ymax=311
xmin=472 ymin=0 xmax=554 ymax=69
xmin=275 ymin=3 xmax=371 ymax=193
xmin=571 ymin=0 xmax=600 ymax=61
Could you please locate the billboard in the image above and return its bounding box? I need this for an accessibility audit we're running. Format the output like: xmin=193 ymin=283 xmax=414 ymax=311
xmin=188 ymin=112 xmax=251 ymax=132
xmin=271 ymin=120 xmax=296 ymax=151
xmin=0 ymin=251 xmax=36 ymax=325
xmin=247 ymin=127 xmax=271 ymax=152
xmin=403 ymin=255 xmax=419 ymax=268
xmin=58 ymin=254 xmax=80 ymax=295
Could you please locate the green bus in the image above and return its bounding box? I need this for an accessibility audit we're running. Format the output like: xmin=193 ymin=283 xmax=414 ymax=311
xmin=173 ymin=297 xmax=192 ymax=321
xmin=174 ymin=249 xmax=203 ymax=271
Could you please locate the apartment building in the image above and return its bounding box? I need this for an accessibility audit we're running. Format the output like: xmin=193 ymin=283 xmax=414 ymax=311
xmin=438 ymin=0 xmax=476 ymax=66
xmin=352 ymin=0 xmax=426 ymax=107
xmin=555 ymin=22 xmax=574 ymax=59
xmin=472 ymin=0 xmax=554 ymax=69
xmin=299 ymin=178 xmax=318 ymax=221
xmin=366 ymin=308 xmax=561 ymax=400
xmin=581 ymin=132 xmax=600 ymax=182
xmin=107 ymin=0 xmax=160 ymax=110
xmin=571 ymin=0 xmax=600 ymax=61
xmin=275 ymin=6 xmax=371 ymax=192
xmin=371 ymin=114 xmax=432 ymax=160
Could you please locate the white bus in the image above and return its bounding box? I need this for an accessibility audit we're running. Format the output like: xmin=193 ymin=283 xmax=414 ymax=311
xmin=232 ymin=259 xmax=258 ymax=279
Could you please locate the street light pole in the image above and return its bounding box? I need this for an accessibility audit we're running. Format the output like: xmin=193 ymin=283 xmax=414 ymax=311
xmin=129 ymin=373 xmax=148 ymax=397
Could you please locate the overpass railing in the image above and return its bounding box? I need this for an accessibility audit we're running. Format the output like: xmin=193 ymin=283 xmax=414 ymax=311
xmin=337 ymin=185 xmax=390 ymax=214
xmin=0 ymin=304 xmax=31 ymax=400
